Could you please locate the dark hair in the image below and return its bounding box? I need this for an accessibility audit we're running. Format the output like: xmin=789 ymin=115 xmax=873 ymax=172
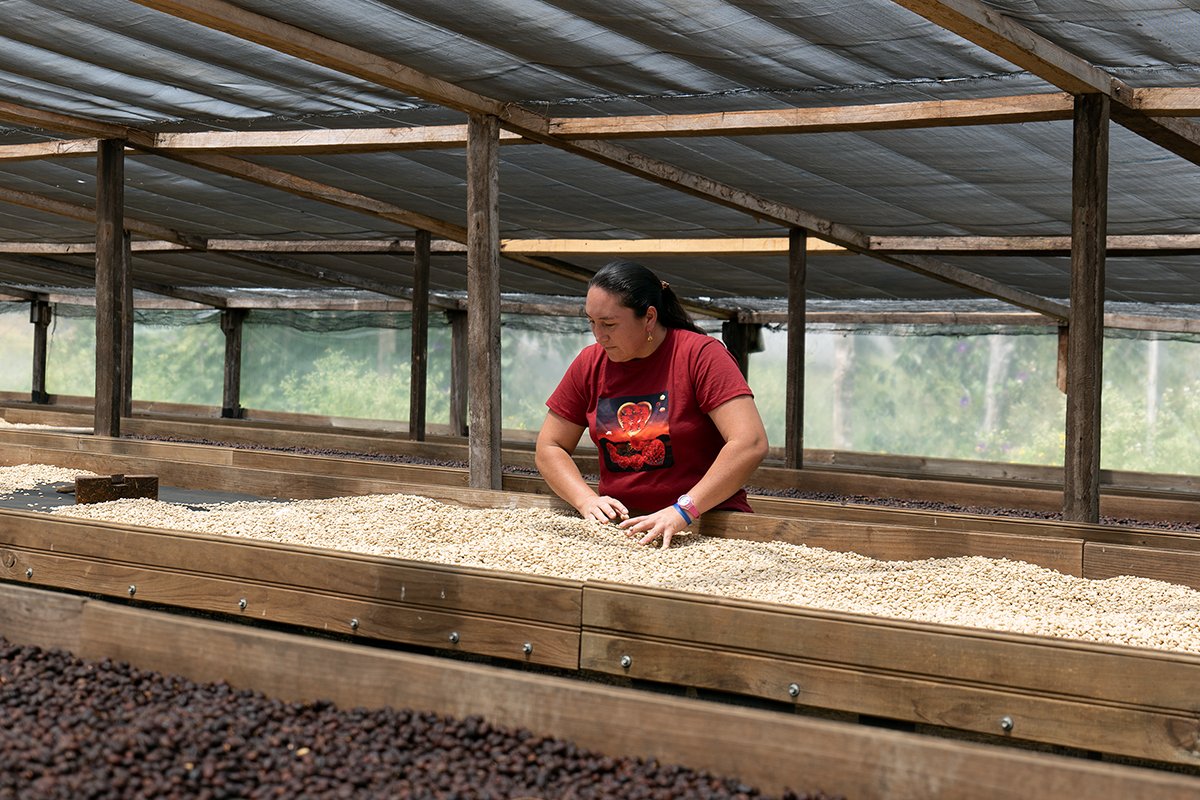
xmin=588 ymin=259 xmax=702 ymax=333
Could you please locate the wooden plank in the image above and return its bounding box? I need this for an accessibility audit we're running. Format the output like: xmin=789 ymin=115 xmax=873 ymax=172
xmin=62 ymin=595 xmax=1200 ymax=800
xmin=1064 ymin=94 xmax=1109 ymax=524
xmin=703 ymin=511 xmax=1083 ymax=575
xmin=151 ymin=124 xmax=528 ymax=154
xmin=0 ymin=510 xmax=582 ymax=667
xmin=581 ymin=632 xmax=1200 ymax=764
xmin=0 ymin=137 xmax=101 ymax=162
xmin=1084 ymin=542 xmax=1200 ymax=590
xmin=498 ymin=236 xmax=846 ymax=257
xmin=739 ymin=498 xmax=1200 ymax=554
xmin=550 ymin=93 xmax=1074 ymax=139
xmin=580 ymin=583 xmax=1200 ymax=763
xmin=0 ymin=581 xmax=85 ymax=654
xmin=467 ymin=113 xmax=501 ymax=490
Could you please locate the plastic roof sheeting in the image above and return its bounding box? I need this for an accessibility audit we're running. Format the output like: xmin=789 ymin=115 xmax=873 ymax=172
xmin=0 ymin=1 xmax=1198 ymax=309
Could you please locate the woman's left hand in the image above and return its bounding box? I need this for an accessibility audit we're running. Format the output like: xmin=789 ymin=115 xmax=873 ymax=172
xmin=618 ymin=506 xmax=692 ymax=549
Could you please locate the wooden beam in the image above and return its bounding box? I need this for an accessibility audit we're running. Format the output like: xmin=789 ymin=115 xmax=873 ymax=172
xmin=0 ymin=184 xmax=206 ymax=249
xmin=126 ymin=0 xmax=1063 ymax=319
xmin=1134 ymin=87 xmax=1200 ymax=116
xmin=785 ymin=229 xmax=806 ymax=471
xmin=12 ymin=88 xmax=1200 ymax=166
xmin=1063 ymin=95 xmax=1109 ymax=525
xmin=0 ymin=252 xmax=228 ymax=308
xmin=0 ymin=240 xmax=191 ymax=254
xmin=410 ymin=230 xmax=430 ymax=442
xmin=14 ymin=233 xmax=1200 ymax=258
xmin=466 ymin=114 xmax=502 ymax=491
xmin=550 ymin=93 xmax=1075 ymax=139
xmin=217 ymin=249 xmax=458 ymax=309
xmin=154 ymin=149 xmax=469 ymax=242
xmin=0 ymin=138 xmax=101 ymax=163
xmin=206 ymin=238 xmax=467 ymax=254
xmin=152 ymin=125 xmax=529 ymax=154
xmin=94 ymin=140 xmax=125 ymax=438
xmin=0 ymin=100 xmax=129 ymax=139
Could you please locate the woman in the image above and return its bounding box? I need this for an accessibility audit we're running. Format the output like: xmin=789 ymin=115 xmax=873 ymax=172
xmin=536 ymin=260 xmax=769 ymax=548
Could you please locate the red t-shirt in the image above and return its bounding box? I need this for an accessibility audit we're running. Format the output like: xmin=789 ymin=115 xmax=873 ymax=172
xmin=546 ymin=327 xmax=754 ymax=514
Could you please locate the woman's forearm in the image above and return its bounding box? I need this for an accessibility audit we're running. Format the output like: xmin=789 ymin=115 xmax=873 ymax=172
xmin=535 ymin=443 xmax=598 ymax=512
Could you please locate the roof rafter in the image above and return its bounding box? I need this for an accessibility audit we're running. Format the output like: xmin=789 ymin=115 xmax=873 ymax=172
xmin=126 ymin=0 xmax=1067 ymax=320
xmin=0 ymin=251 xmax=229 ymax=307
xmin=890 ymin=0 xmax=1200 ymax=164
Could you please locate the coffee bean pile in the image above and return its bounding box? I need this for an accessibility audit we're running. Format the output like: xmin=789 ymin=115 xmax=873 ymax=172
xmin=125 ymin=434 xmax=1200 ymax=533
xmin=0 ymin=639 xmax=841 ymax=800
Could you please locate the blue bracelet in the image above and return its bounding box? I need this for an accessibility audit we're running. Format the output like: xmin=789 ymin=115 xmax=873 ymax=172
xmin=673 ymin=502 xmax=692 ymax=526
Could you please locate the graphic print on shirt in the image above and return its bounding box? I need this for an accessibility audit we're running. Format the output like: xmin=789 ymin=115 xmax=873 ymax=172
xmin=596 ymin=391 xmax=673 ymax=473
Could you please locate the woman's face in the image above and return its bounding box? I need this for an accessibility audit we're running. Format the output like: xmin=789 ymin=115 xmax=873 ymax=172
xmin=585 ymin=286 xmax=655 ymax=362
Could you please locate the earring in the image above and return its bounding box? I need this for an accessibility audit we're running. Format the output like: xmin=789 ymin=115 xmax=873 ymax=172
xmin=647 ymin=332 xmax=653 ymax=342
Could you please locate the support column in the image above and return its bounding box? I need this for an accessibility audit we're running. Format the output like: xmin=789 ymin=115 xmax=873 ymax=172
xmin=446 ymin=309 xmax=468 ymax=437
xmin=720 ymin=320 xmax=762 ymax=380
xmin=466 ymin=113 xmax=502 ymax=490
xmin=1064 ymin=93 xmax=1109 ymax=524
xmin=785 ymin=228 xmax=807 ymax=470
xmin=30 ymin=298 xmax=50 ymax=405
xmin=221 ymin=308 xmax=247 ymax=419
xmin=120 ymin=230 xmax=134 ymax=418
xmin=409 ymin=230 xmax=431 ymax=442
xmin=94 ymin=138 xmax=126 ymax=437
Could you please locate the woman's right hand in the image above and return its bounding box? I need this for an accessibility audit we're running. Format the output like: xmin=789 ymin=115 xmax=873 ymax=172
xmin=577 ymin=495 xmax=630 ymax=525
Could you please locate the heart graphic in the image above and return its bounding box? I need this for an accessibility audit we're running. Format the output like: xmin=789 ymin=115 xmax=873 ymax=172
xmin=616 ymin=401 xmax=653 ymax=435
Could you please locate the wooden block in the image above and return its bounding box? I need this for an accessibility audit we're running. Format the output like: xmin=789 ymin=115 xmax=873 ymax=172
xmin=75 ymin=473 xmax=158 ymax=504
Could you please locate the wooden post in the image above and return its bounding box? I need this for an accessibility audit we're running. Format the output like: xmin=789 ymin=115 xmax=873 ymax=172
xmin=720 ymin=321 xmax=761 ymax=379
xmin=445 ymin=310 xmax=468 ymax=437
xmin=466 ymin=113 xmax=502 ymax=490
xmin=409 ymin=230 xmax=431 ymax=442
xmin=785 ymin=228 xmax=807 ymax=470
xmin=1064 ymin=93 xmax=1109 ymax=524
xmin=94 ymin=138 xmax=125 ymax=438
xmin=220 ymin=308 xmax=247 ymax=419
xmin=30 ymin=298 xmax=50 ymax=405
xmin=120 ymin=230 xmax=134 ymax=418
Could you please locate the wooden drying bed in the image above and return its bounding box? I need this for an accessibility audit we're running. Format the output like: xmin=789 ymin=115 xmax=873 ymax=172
xmin=2 ymin=426 xmax=1200 ymax=773
xmin=4 ymin=426 xmax=1200 ymax=763
xmin=7 ymin=585 xmax=1200 ymax=800
xmin=7 ymin=401 xmax=1200 ymax=523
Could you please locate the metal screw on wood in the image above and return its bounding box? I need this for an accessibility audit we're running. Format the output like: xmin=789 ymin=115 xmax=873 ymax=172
xmin=1000 ymin=716 xmax=1014 ymax=732
xmin=522 ymin=642 xmax=532 ymax=655
xmin=24 ymin=568 xmax=32 ymax=579
xmin=128 ymin=585 xmax=136 ymax=596
xmin=238 ymin=598 xmax=247 ymax=610
xmin=449 ymin=631 xmax=459 ymax=643
xmin=620 ymin=654 xmax=632 ymax=668
xmin=788 ymin=683 xmax=800 ymax=697
xmin=350 ymin=618 xmax=359 ymax=630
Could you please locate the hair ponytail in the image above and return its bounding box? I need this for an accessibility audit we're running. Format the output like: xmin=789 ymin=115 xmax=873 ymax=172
xmin=588 ymin=260 xmax=703 ymax=334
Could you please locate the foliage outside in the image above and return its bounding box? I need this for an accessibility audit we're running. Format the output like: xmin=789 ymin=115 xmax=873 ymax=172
xmin=3 ymin=304 xmax=1200 ymax=476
